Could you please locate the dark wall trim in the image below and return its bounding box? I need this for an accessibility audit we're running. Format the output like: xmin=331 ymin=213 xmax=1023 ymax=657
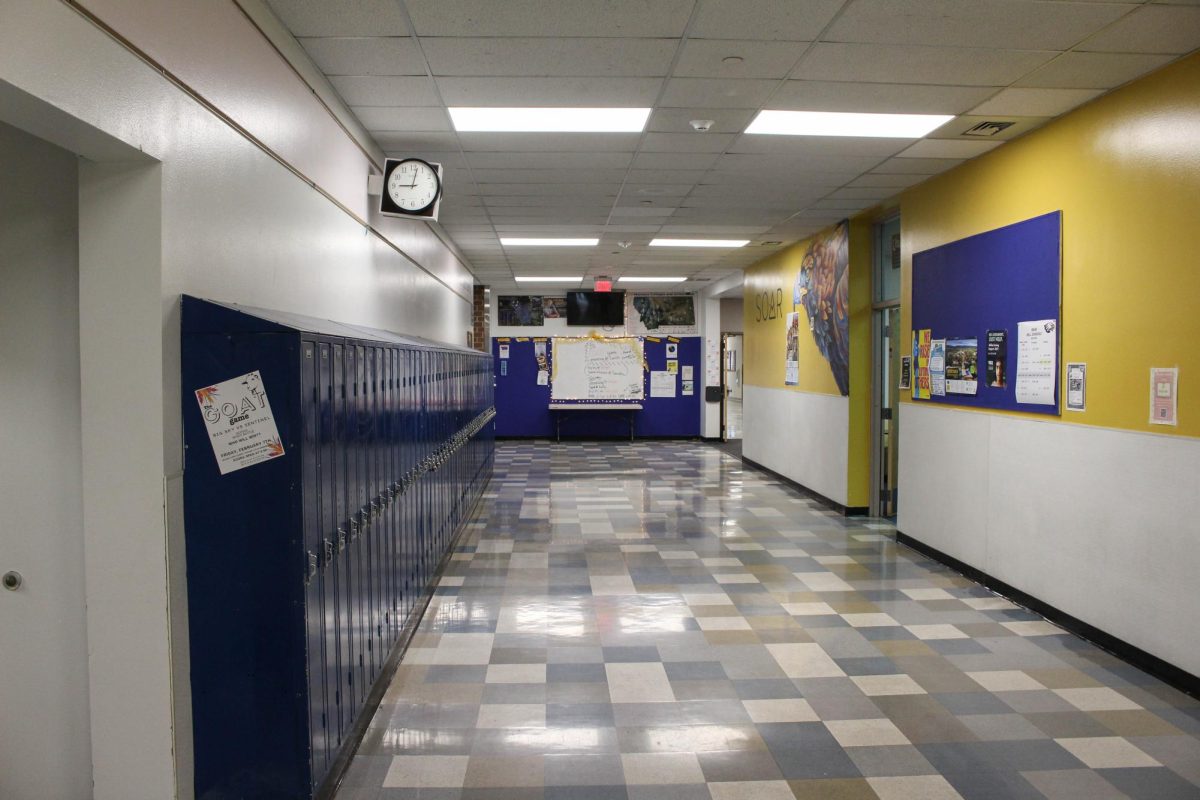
xmin=896 ymin=531 xmax=1199 ymax=701
xmin=741 ymin=456 xmax=868 ymax=517
xmin=495 ymin=435 xmax=702 ymax=442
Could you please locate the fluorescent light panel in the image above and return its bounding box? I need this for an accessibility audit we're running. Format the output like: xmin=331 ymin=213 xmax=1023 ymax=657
xmin=618 ymin=276 xmax=687 ymax=283
xmin=500 ymin=238 xmax=599 ymax=246
xmin=449 ymin=107 xmax=651 ymax=133
xmin=650 ymin=239 xmax=749 ymax=248
xmin=514 ymin=276 xmax=582 ymax=282
xmin=747 ymin=110 xmax=954 ymax=138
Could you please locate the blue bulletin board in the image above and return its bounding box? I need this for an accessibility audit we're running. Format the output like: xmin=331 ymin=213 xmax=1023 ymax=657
xmin=911 ymin=211 xmax=1062 ymax=415
xmin=493 ymin=336 xmax=702 ymax=438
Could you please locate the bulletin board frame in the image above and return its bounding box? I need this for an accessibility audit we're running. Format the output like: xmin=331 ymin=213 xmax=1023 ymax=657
xmin=911 ymin=211 xmax=1062 ymax=415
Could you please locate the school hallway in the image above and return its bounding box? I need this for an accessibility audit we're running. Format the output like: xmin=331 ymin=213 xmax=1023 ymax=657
xmin=333 ymin=441 xmax=1200 ymax=800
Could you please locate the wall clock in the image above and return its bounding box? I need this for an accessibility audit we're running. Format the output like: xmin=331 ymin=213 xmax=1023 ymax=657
xmin=380 ymin=157 xmax=442 ymax=219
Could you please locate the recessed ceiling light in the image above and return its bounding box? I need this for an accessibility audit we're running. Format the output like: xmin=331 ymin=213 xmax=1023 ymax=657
xmin=746 ymin=110 xmax=954 ymax=138
xmin=650 ymin=238 xmax=749 ymax=248
xmin=618 ymin=276 xmax=687 ymax=283
xmin=722 ymin=56 xmax=744 ymax=64
xmin=514 ymin=276 xmax=583 ymax=282
xmin=500 ymin=238 xmax=599 ymax=246
xmin=449 ymin=107 xmax=651 ymax=133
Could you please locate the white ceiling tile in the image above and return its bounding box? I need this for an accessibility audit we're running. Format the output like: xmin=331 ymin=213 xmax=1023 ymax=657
xmin=658 ymin=224 xmax=771 ymax=233
xmin=771 ymin=80 xmax=997 ymax=114
xmin=896 ymin=139 xmax=1004 ymax=158
xmin=471 ymin=168 xmax=632 ymax=183
xmin=298 ymin=36 xmax=425 ymax=76
xmin=329 ymin=76 xmax=441 ymax=106
xmin=266 ymin=0 xmax=409 ymax=36
xmin=1078 ymin=5 xmax=1200 ymax=53
xmin=871 ymin=156 xmax=964 ymax=174
xmin=421 ymin=37 xmax=677 ymax=77
xmin=477 ymin=183 xmax=625 ymax=196
xmin=1016 ymin=52 xmax=1177 ymax=88
xmin=794 ymin=43 xmax=1056 ymax=86
xmin=456 ymin=133 xmax=642 ymax=152
xmin=631 ymin=151 xmax=722 ymax=171
xmin=484 ymin=195 xmax=616 ymax=206
xmin=925 ymin=115 xmax=1050 ymax=141
xmin=658 ymin=78 xmax=780 ymax=108
xmin=648 ymin=107 xmax=756 ymax=133
xmin=673 ymin=39 xmax=808 ymax=79
xmin=405 ymin=0 xmax=693 ymax=36
xmin=435 ymin=76 xmax=662 ymax=105
xmin=726 ymin=134 xmax=912 ymax=158
xmin=715 ymin=152 xmax=886 ymax=173
xmin=825 ymin=0 xmax=1135 ymax=50
xmin=970 ymin=87 xmax=1104 ymax=116
xmin=610 ymin=207 xmax=677 ymax=217
xmin=627 ymin=169 xmax=711 ymax=183
xmin=690 ymin=0 xmax=844 ymax=41
xmin=373 ymin=132 xmax=461 ymax=151
xmin=466 ymin=151 xmax=634 ymax=169
xmin=847 ymin=173 xmax=930 ymax=189
xmin=640 ymin=132 xmax=736 ymax=153
xmin=826 ymin=186 xmax=894 ymax=202
xmin=353 ymin=106 xmax=451 ymax=131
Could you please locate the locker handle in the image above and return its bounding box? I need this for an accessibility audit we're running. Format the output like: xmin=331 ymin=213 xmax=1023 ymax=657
xmin=323 ymin=538 xmax=334 ymax=567
xmin=305 ymin=551 xmax=318 ymax=585
xmin=337 ymin=528 xmax=347 ymax=552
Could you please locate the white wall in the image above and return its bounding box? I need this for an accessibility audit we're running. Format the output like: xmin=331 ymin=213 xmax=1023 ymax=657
xmin=720 ymin=298 xmax=744 ymax=333
xmin=0 ymin=1 xmax=476 ymax=797
xmin=744 ymin=386 xmax=850 ymax=506
xmin=0 ymin=124 xmax=92 ymax=800
xmin=899 ymin=402 xmax=1200 ymax=677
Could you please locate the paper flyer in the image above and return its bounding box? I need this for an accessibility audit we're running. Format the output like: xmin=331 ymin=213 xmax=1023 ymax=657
xmin=1015 ymin=319 xmax=1057 ymax=405
xmin=666 ymin=342 xmax=678 ymax=358
xmin=914 ymin=329 xmax=931 ymax=399
xmin=194 ymin=371 xmax=285 ymax=475
xmin=499 ymin=344 xmax=510 ymax=359
xmin=682 ymin=380 xmax=694 ymax=396
xmin=536 ymin=370 xmax=549 ymax=386
xmin=945 ymin=337 xmax=978 ymax=395
xmin=785 ymin=311 xmax=800 ymax=386
xmin=1149 ymin=367 xmax=1178 ymax=425
xmin=986 ymin=330 xmax=1007 ymax=388
xmin=930 ymin=338 xmax=946 ymax=396
xmin=1066 ymin=362 xmax=1086 ymax=411
xmin=650 ymin=370 xmax=676 ymax=398
xmin=667 ymin=360 xmax=678 ymax=374
xmin=682 ymin=365 xmax=694 ymax=381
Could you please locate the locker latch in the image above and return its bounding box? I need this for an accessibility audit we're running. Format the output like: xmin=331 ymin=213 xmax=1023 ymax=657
xmin=323 ymin=538 xmax=334 ymax=568
xmin=305 ymin=551 xmax=318 ymax=585
xmin=336 ymin=528 xmax=347 ymax=553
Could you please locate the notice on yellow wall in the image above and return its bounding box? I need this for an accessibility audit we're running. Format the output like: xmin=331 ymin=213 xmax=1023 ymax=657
xmin=914 ymin=330 xmax=932 ymax=400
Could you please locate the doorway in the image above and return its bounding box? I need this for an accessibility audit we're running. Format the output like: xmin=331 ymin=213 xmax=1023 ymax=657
xmin=871 ymin=216 xmax=902 ymax=519
xmin=721 ymin=333 xmax=743 ymax=441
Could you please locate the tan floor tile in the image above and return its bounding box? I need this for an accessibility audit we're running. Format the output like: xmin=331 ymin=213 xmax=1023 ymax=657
xmin=743 ymin=698 xmax=820 ymax=723
xmin=620 ymin=752 xmax=705 ymax=785
xmin=1054 ymin=687 xmax=1142 ymax=711
xmin=709 ymin=780 xmax=797 ymax=799
xmin=464 ymin=755 xmax=544 ymax=788
xmin=825 ymin=718 xmax=911 ymax=747
xmin=1055 ymin=736 xmax=1161 ymax=768
xmin=767 ymin=643 xmax=847 ymax=679
xmin=383 ymin=755 xmax=470 ymax=788
xmin=1090 ymin=709 xmax=1183 ymax=736
xmin=966 ymin=670 xmax=1047 ymax=692
xmin=868 ymin=774 xmax=965 ymax=799
xmin=851 ymin=674 xmax=927 ymax=697
xmin=873 ymin=640 xmax=937 ymax=657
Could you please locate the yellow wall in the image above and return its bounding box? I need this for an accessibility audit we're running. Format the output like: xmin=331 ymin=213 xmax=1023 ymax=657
xmin=901 ymin=52 xmax=1200 ymax=438
xmin=743 ymin=218 xmax=874 ymax=508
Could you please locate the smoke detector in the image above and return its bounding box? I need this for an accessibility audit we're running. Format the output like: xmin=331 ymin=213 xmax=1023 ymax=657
xmin=690 ymin=119 xmax=715 ymax=132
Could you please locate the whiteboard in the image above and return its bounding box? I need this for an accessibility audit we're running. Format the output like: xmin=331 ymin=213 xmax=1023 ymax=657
xmin=551 ymin=337 xmax=645 ymax=401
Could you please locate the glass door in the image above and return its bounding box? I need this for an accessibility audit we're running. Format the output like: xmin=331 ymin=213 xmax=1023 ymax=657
xmin=722 ymin=334 xmax=743 ymax=440
xmin=874 ymin=307 xmax=901 ymax=517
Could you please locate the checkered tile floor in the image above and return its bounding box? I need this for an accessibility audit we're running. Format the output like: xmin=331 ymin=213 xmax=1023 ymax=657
xmin=334 ymin=441 xmax=1200 ymax=800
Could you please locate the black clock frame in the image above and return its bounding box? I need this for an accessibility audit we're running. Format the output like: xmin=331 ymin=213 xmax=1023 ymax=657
xmin=380 ymin=157 xmax=441 ymax=217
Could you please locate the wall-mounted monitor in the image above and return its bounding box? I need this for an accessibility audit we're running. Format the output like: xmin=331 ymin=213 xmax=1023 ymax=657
xmin=566 ymin=291 xmax=625 ymax=326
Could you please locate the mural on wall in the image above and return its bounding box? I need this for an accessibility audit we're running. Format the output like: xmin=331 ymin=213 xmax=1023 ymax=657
xmin=793 ymin=220 xmax=850 ymax=395
xmin=497 ymin=295 xmax=544 ymax=326
xmin=627 ymin=294 xmax=697 ymax=335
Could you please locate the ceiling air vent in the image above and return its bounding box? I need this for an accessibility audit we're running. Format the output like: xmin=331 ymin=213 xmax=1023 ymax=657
xmin=962 ymin=121 xmax=1015 ymax=137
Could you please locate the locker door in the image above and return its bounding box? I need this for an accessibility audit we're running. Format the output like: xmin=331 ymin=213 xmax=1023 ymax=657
xmin=382 ymin=347 xmax=397 ymax=645
xmin=318 ymin=342 xmax=343 ymax=747
xmin=332 ymin=343 xmax=355 ymax=732
xmin=348 ymin=344 xmax=366 ymax=709
xmin=404 ymin=349 xmax=416 ymax=619
xmin=301 ymin=340 xmax=327 ymax=783
xmin=367 ymin=345 xmax=383 ymax=675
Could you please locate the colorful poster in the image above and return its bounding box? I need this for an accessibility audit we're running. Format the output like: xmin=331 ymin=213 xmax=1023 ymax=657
xmin=497 ymin=295 xmax=544 ymax=326
xmin=682 ymin=380 xmax=694 ymax=396
xmin=627 ymin=294 xmax=697 ymax=335
xmin=914 ymin=329 xmax=932 ymax=399
xmin=1015 ymin=319 xmax=1057 ymax=406
xmin=542 ymin=297 xmax=568 ymax=319
xmin=792 ymin=220 xmax=850 ymax=395
xmin=666 ymin=342 xmax=678 ymax=358
xmin=784 ymin=311 xmax=800 ymax=385
xmin=930 ymin=338 xmax=946 ymax=396
xmin=900 ymin=356 xmax=911 ymax=390
xmin=1149 ymin=367 xmax=1178 ymax=425
xmin=666 ymin=360 xmax=678 ymax=375
xmin=1066 ymin=362 xmax=1086 ymax=411
xmin=945 ymin=337 xmax=978 ymax=395
xmin=986 ymin=330 xmax=1008 ymax=388
xmin=499 ymin=344 xmax=510 ymax=359
xmin=194 ymin=371 xmax=285 ymax=475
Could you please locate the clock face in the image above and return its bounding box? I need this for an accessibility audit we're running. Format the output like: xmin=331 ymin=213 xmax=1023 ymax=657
xmin=386 ymin=159 xmax=440 ymax=213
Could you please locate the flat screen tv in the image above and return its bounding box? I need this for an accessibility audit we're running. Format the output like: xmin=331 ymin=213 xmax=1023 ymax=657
xmin=566 ymin=291 xmax=625 ymax=326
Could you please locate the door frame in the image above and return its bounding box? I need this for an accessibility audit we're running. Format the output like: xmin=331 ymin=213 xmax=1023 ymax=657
xmin=869 ymin=213 xmax=902 ymax=518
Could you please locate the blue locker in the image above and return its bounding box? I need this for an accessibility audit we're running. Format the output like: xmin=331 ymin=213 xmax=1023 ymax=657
xmin=301 ymin=340 xmax=327 ymax=781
